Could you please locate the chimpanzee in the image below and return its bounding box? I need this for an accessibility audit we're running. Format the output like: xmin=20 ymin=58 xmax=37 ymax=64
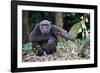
xmin=29 ymin=20 xmax=75 ymax=56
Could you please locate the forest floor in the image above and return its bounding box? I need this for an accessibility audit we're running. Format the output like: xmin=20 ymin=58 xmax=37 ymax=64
xmin=22 ymin=43 xmax=90 ymax=62
xmin=22 ymin=38 xmax=90 ymax=62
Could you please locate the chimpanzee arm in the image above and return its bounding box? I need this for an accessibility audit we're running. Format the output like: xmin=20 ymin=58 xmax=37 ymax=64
xmin=52 ymin=25 xmax=75 ymax=41
xmin=30 ymin=36 xmax=49 ymax=42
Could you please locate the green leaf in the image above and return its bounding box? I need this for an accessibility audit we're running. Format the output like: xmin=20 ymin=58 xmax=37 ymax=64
xmin=22 ymin=43 xmax=33 ymax=52
xmin=69 ymin=20 xmax=82 ymax=37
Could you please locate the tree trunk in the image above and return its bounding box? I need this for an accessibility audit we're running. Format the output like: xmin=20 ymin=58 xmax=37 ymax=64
xmin=55 ymin=12 xmax=63 ymax=41
xmin=23 ymin=11 xmax=29 ymax=43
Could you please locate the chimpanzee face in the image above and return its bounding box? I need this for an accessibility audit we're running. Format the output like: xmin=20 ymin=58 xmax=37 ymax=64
xmin=40 ymin=24 xmax=49 ymax=34
xmin=39 ymin=20 xmax=51 ymax=35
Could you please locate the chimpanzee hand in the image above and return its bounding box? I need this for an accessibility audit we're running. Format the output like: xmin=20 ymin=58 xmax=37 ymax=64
xmin=36 ymin=46 xmax=44 ymax=56
xmin=70 ymin=37 xmax=75 ymax=42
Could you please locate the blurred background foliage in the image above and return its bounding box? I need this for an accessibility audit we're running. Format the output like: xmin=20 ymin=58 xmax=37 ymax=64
xmin=22 ymin=10 xmax=90 ymax=61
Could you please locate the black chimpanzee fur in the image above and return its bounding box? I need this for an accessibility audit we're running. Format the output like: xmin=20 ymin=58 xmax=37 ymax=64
xmin=29 ymin=20 xmax=75 ymax=56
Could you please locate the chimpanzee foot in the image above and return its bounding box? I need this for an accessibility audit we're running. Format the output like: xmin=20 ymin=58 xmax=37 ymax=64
xmin=36 ymin=47 xmax=44 ymax=56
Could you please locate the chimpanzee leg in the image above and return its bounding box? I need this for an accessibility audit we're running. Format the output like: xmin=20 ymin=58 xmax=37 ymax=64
xmin=33 ymin=37 xmax=57 ymax=56
xmin=32 ymin=42 xmax=44 ymax=56
xmin=44 ymin=37 xmax=57 ymax=54
xmin=32 ymin=42 xmax=38 ymax=53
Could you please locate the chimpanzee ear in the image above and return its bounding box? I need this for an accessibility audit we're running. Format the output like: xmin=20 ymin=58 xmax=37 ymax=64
xmin=49 ymin=21 xmax=52 ymax=25
xmin=49 ymin=21 xmax=51 ymax=24
xmin=39 ymin=23 xmax=42 ymax=30
xmin=49 ymin=22 xmax=52 ymax=30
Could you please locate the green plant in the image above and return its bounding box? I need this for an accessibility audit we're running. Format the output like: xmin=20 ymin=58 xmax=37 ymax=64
xmin=22 ymin=43 xmax=33 ymax=53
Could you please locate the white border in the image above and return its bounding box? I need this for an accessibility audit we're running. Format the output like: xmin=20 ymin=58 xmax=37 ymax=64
xmin=17 ymin=5 xmax=94 ymax=68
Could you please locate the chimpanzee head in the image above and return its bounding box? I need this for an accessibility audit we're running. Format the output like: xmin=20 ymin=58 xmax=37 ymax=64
xmin=39 ymin=20 xmax=51 ymax=35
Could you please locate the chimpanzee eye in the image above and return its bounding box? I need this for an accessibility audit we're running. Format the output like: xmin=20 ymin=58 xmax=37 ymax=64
xmin=42 ymin=24 xmax=48 ymax=26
